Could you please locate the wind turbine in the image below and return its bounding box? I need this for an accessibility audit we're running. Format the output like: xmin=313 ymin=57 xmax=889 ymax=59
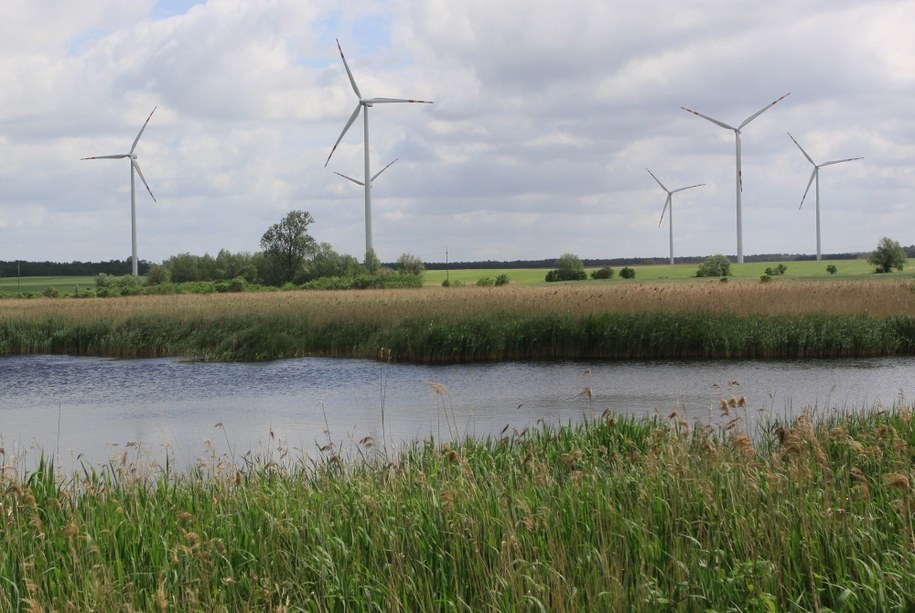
xmin=682 ymin=93 xmax=790 ymax=263
xmin=646 ymin=168 xmax=704 ymax=265
xmin=324 ymin=39 xmax=432 ymax=260
xmin=787 ymin=132 xmax=862 ymax=261
xmin=334 ymin=159 xmax=397 ymax=187
xmin=82 ymin=107 xmax=157 ymax=276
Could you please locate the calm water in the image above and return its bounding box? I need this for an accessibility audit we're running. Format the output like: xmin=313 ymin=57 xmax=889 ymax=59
xmin=1 ymin=355 xmax=913 ymax=471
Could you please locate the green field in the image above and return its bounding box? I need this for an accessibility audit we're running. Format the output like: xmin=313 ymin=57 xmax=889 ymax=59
xmin=0 ymin=259 xmax=901 ymax=296
xmin=423 ymin=258 xmax=887 ymax=286
xmin=0 ymin=275 xmax=97 ymax=295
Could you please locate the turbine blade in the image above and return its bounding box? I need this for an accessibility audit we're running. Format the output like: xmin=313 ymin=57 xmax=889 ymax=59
xmin=81 ymin=154 xmax=128 ymax=160
xmin=370 ymin=158 xmax=398 ymax=182
xmin=334 ymin=171 xmax=365 ymax=186
xmin=130 ymin=106 xmax=157 ymax=154
xmin=787 ymin=132 xmax=815 ymax=165
xmin=821 ymin=156 xmax=864 ymax=167
xmin=659 ymin=195 xmax=671 ymax=227
xmin=132 ymin=160 xmax=156 ymax=202
xmin=681 ymin=107 xmax=736 ymax=131
xmin=799 ymin=169 xmax=816 ymax=209
xmin=738 ymin=92 xmax=790 ymax=129
xmin=671 ymin=183 xmax=705 ymax=193
xmin=324 ymin=102 xmax=363 ymax=167
xmin=645 ymin=168 xmax=667 ymax=191
xmin=336 ymin=39 xmax=362 ymax=100
xmin=366 ymin=97 xmax=434 ymax=104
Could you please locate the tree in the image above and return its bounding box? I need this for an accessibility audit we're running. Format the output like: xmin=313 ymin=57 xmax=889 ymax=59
xmin=696 ymin=254 xmax=731 ymax=278
xmin=308 ymin=243 xmax=361 ymax=279
xmin=619 ymin=266 xmax=636 ymax=279
xmin=396 ymin=253 xmax=425 ymax=276
xmin=868 ymin=237 xmax=907 ymax=273
xmin=260 ymin=210 xmax=318 ymax=284
xmin=546 ymin=253 xmax=587 ymax=282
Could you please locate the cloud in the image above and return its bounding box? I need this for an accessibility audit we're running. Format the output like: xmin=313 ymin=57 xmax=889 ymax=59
xmin=1 ymin=0 xmax=913 ymax=265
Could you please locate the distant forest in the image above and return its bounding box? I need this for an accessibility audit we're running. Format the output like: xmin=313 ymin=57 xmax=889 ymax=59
xmin=3 ymin=247 xmax=914 ymax=276
xmin=0 ymin=259 xmax=149 ymax=277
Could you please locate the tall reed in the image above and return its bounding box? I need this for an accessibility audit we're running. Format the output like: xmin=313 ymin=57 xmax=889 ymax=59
xmin=2 ymin=407 xmax=915 ymax=610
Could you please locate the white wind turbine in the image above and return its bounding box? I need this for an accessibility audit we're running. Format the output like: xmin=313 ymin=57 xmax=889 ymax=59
xmin=82 ymin=107 xmax=157 ymax=276
xmin=682 ymin=93 xmax=790 ymax=263
xmin=324 ymin=39 xmax=433 ymax=260
xmin=787 ymin=132 xmax=862 ymax=261
xmin=646 ymin=168 xmax=704 ymax=265
xmin=334 ymin=159 xmax=398 ymax=187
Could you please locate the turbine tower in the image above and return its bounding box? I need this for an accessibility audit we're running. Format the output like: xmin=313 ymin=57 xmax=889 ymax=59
xmin=681 ymin=93 xmax=790 ymax=263
xmin=82 ymin=107 xmax=157 ymax=276
xmin=324 ymin=39 xmax=432 ymax=260
xmin=646 ymin=168 xmax=704 ymax=265
xmin=787 ymin=132 xmax=862 ymax=261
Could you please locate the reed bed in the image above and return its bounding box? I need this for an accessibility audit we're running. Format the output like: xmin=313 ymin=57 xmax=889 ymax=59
xmin=2 ymin=408 xmax=915 ymax=610
xmin=1 ymin=281 xmax=915 ymax=361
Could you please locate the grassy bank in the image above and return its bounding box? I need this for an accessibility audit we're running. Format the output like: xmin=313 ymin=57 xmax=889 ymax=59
xmin=1 ymin=282 xmax=915 ymax=362
xmin=2 ymin=408 xmax=915 ymax=610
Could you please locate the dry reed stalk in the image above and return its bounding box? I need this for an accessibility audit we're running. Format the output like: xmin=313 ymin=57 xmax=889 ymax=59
xmin=2 ymin=280 xmax=915 ymax=325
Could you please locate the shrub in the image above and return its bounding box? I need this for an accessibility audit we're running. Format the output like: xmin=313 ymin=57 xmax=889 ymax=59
xmin=760 ymin=275 xmax=772 ymax=283
xmin=591 ymin=266 xmax=614 ymax=280
xmin=619 ymin=267 xmax=636 ymax=279
xmin=476 ymin=277 xmax=495 ymax=287
xmin=696 ymin=254 xmax=731 ymax=278
xmin=826 ymin=264 xmax=838 ymax=275
xmin=494 ymin=274 xmax=510 ymax=286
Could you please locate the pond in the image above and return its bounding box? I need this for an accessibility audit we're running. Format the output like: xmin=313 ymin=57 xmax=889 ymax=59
xmin=1 ymin=355 xmax=912 ymax=472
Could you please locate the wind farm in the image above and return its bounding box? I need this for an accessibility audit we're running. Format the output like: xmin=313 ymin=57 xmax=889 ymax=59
xmin=81 ymin=107 xmax=158 ymax=277
xmin=787 ymin=132 xmax=863 ymax=261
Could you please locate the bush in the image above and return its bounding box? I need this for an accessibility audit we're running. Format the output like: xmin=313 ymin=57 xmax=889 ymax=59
xmin=494 ymin=273 xmax=510 ymax=286
xmin=619 ymin=267 xmax=636 ymax=279
xmin=696 ymin=254 xmax=731 ymax=278
xmin=765 ymin=264 xmax=788 ymax=276
xmin=476 ymin=277 xmax=495 ymax=287
xmin=760 ymin=275 xmax=772 ymax=283
xmin=590 ymin=266 xmax=614 ymax=280
xmin=826 ymin=264 xmax=838 ymax=275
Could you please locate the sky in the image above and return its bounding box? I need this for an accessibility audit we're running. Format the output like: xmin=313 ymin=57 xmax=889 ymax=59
xmin=1 ymin=0 xmax=913 ymax=265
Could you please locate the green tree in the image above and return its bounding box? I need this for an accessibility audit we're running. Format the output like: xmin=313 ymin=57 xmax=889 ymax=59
xmin=260 ymin=210 xmax=318 ymax=285
xmin=546 ymin=253 xmax=587 ymax=282
xmin=308 ymin=243 xmax=361 ymax=279
xmin=868 ymin=237 xmax=907 ymax=273
xmin=696 ymin=254 xmax=731 ymax=278
xmin=396 ymin=253 xmax=425 ymax=276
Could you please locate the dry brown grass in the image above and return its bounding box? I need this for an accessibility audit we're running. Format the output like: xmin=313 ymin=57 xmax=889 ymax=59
xmin=1 ymin=279 xmax=913 ymax=327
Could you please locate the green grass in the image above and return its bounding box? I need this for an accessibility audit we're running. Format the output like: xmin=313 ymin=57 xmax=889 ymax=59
xmin=2 ymin=408 xmax=915 ymax=610
xmin=424 ymin=258 xmax=891 ymax=286
xmin=0 ymin=275 xmax=98 ymax=295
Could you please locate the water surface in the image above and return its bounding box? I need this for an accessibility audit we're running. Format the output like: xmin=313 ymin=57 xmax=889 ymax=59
xmin=1 ymin=355 xmax=912 ymax=471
